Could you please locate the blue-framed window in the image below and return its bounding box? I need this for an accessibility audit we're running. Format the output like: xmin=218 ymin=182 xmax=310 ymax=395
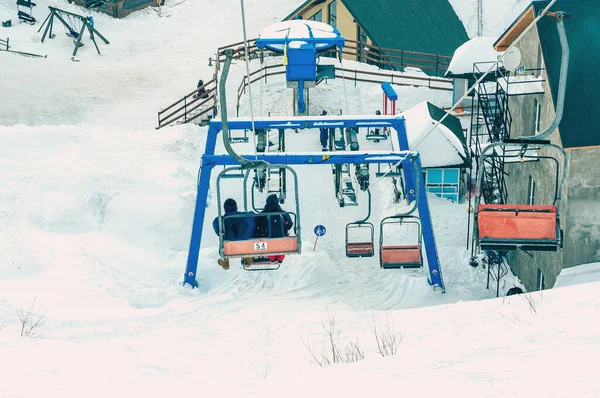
xmin=328 ymin=0 xmax=337 ymax=27
xmin=308 ymin=10 xmax=322 ymax=22
xmin=425 ymin=168 xmax=460 ymax=202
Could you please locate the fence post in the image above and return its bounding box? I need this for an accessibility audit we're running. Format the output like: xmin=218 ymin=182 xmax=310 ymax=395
xmin=436 ymin=55 xmax=439 ymax=77
xmin=378 ymin=46 xmax=382 ymax=70
xmin=401 ymin=50 xmax=404 ymax=70
xmin=184 ymin=97 xmax=187 ymax=123
xmin=354 ymin=69 xmax=357 ymax=87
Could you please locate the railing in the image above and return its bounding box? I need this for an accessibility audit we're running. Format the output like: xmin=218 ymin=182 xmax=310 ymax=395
xmin=235 ymin=62 xmax=452 ymax=116
xmin=156 ymin=78 xmax=218 ymax=129
xmin=157 ymin=38 xmax=452 ymax=128
xmin=0 ymin=37 xmax=9 ymax=51
xmin=216 ymin=38 xmax=452 ymax=78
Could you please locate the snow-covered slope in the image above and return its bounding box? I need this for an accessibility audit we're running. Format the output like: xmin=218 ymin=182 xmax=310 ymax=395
xmin=1 ymin=0 xmax=599 ymax=396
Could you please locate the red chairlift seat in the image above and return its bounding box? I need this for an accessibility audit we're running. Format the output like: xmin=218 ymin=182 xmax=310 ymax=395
xmin=477 ymin=204 xmax=560 ymax=251
xmin=380 ymin=245 xmax=422 ymax=269
xmin=345 ymin=222 xmax=375 ymax=258
xmin=379 ymin=216 xmax=423 ymax=269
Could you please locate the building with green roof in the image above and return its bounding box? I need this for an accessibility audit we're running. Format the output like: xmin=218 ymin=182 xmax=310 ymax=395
xmin=491 ymin=0 xmax=600 ymax=291
xmin=283 ymin=0 xmax=469 ymax=76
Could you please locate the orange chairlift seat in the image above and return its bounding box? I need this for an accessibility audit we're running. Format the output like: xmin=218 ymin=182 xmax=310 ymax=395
xmin=216 ymin=165 xmax=302 ymax=267
xmin=379 ymin=216 xmax=423 ymax=269
xmin=346 ymin=222 xmax=375 ymax=257
xmin=474 ymin=140 xmax=567 ymax=252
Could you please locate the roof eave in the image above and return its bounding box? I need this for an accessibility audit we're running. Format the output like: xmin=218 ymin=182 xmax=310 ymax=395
xmin=283 ymin=0 xmax=324 ymax=21
xmin=494 ymin=5 xmax=535 ymax=51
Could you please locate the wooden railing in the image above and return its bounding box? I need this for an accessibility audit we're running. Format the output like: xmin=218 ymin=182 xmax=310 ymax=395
xmin=216 ymin=38 xmax=452 ymax=78
xmin=157 ymin=38 xmax=453 ymax=128
xmin=156 ymin=78 xmax=218 ymax=129
xmin=0 ymin=38 xmax=9 ymax=51
xmin=235 ymin=62 xmax=452 ymax=116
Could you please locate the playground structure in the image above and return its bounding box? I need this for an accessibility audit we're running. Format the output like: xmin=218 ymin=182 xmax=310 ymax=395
xmin=38 ymin=6 xmax=109 ymax=57
xmin=17 ymin=0 xmax=36 ymax=24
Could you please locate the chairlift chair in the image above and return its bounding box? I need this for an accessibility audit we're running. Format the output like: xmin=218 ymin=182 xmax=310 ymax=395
xmin=216 ymin=165 xmax=302 ymax=266
xmin=473 ymin=140 xmax=567 ymax=252
xmin=345 ymin=189 xmax=375 ymax=258
xmin=379 ymin=216 xmax=423 ymax=269
xmin=346 ymin=222 xmax=375 ymax=257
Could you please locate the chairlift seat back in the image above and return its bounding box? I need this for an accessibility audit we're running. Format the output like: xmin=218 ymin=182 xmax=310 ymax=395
xmin=346 ymin=242 xmax=374 ymax=257
xmin=224 ymin=236 xmax=299 ymax=257
xmin=477 ymin=204 xmax=559 ymax=250
xmin=380 ymin=245 xmax=422 ymax=268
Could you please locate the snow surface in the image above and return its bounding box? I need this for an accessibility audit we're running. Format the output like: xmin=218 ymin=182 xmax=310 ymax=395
xmin=555 ymin=262 xmax=600 ymax=288
xmin=446 ymin=37 xmax=500 ymax=77
xmin=498 ymin=75 xmax=545 ymax=95
xmin=1 ymin=0 xmax=600 ymax=396
xmin=448 ymin=0 xmax=533 ymax=38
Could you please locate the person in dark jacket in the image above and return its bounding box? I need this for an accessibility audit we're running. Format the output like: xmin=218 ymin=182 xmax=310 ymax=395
xmin=319 ymin=110 xmax=328 ymax=151
xmin=257 ymin=194 xmax=293 ymax=264
xmin=212 ymin=198 xmax=256 ymax=269
xmin=195 ymin=79 xmax=209 ymax=99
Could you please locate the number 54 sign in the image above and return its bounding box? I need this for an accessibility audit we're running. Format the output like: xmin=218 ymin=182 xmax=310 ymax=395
xmin=254 ymin=242 xmax=268 ymax=251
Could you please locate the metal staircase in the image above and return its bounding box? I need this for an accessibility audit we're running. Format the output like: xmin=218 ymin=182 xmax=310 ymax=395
xmin=468 ymin=66 xmax=512 ymax=295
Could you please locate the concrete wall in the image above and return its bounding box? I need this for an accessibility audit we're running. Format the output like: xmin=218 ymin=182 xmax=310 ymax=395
xmin=563 ymin=147 xmax=600 ymax=268
xmin=502 ymin=25 xmax=566 ymax=291
xmin=296 ymin=0 xmax=372 ymax=61
xmin=502 ymin=24 xmax=600 ymax=290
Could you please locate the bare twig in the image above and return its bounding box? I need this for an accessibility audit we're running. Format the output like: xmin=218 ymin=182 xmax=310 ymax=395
xmin=16 ymin=298 xmax=47 ymax=338
xmin=521 ymin=292 xmax=538 ymax=314
xmin=301 ymin=309 xmax=365 ymax=366
xmin=370 ymin=312 xmax=403 ymax=357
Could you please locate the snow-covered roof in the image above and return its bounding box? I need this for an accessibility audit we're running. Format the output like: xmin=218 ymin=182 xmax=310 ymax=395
xmin=400 ymin=101 xmax=469 ymax=168
xmin=555 ymin=262 xmax=600 ymax=288
xmin=498 ymin=75 xmax=545 ymax=95
xmin=445 ymin=37 xmax=501 ymax=78
xmin=257 ymin=20 xmax=342 ymax=52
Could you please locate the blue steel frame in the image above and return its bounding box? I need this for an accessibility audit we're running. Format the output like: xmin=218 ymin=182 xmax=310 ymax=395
xmin=184 ymin=115 xmax=445 ymax=292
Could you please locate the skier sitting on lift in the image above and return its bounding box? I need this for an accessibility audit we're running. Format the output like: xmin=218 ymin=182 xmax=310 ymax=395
xmin=212 ymin=198 xmax=257 ymax=270
xmin=257 ymin=194 xmax=293 ymax=264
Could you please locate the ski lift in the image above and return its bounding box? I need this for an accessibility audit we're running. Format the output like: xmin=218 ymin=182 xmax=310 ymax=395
xmin=379 ymin=216 xmax=423 ymax=269
xmin=345 ymin=190 xmax=375 ymax=258
xmin=216 ymin=164 xmax=302 ymax=262
xmin=378 ymin=160 xmax=423 ymax=269
xmin=474 ymin=139 xmax=567 ymax=252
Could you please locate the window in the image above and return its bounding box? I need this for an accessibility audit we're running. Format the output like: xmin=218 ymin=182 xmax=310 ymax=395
xmin=537 ymin=268 xmax=546 ymax=290
xmin=527 ymin=175 xmax=536 ymax=205
xmin=328 ymin=0 xmax=337 ymax=27
xmin=533 ymin=99 xmax=542 ymax=134
xmin=425 ymin=168 xmax=460 ymax=202
xmin=308 ymin=10 xmax=322 ymax=22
